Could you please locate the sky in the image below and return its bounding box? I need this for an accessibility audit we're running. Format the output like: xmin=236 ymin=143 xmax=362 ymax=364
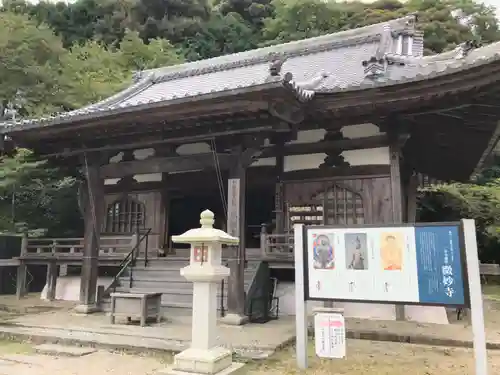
xmin=483 ymin=0 xmax=500 ymax=18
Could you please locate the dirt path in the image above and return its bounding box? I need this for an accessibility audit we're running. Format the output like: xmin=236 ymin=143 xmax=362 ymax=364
xmin=0 ymin=342 xmax=166 ymax=375
xmin=1 ymin=339 xmax=499 ymax=375
xmin=247 ymin=340 xmax=500 ymax=375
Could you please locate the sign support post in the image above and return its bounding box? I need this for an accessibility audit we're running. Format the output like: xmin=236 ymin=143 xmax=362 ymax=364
xmin=294 ymin=224 xmax=308 ymax=369
xmin=462 ymin=219 xmax=488 ymax=375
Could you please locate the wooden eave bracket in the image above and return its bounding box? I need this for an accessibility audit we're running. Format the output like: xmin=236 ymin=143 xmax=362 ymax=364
xmin=268 ymin=96 xmax=305 ymax=126
xmin=381 ymin=117 xmax=412 ymax=148
xmin=229 ymin=136 xmax=266 ymax=169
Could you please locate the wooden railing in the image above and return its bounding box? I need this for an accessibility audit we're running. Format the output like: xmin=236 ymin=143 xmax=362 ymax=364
xmin=24 ymin=235 xmax=136 ymax=257
xmin=103 ymin=228 xmax=152 ymax=298
xmin=260 ymin=224 xmax=294 ymax=262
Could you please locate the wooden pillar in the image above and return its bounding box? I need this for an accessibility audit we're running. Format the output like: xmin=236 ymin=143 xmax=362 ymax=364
xmin=75 ymin=158 xmax=104 ymax=314
xmin=223 ymin=150 xmax=248 ymax=325
xmin=274 ymin=140 xmax=285 ymax=235
xmin=46 ymin=262 xmax=58 ymax=301
xmin=16 ymin=234 xmax=28 ymax=299
xmin=406 ymin=172 xmax=419 ymax=223
xmin=160 ymin=188 xmax=171 ymax=255
xmin=389 ymin=129 xmax=405 ymax=321
xmin=389 ymin=143 xmax=403 ymax=224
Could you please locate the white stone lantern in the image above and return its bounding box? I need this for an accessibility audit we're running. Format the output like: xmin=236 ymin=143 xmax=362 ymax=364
xmin=163 ymin=209 xmax=243 ymax=375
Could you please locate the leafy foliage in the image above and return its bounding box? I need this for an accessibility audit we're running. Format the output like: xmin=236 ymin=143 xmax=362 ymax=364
xmin=419 ymin=167 xmax=500 ymax=263
xmin=0 ymin=149 xmax=81 ymax=235
xmin=0 ymin=12 xmax=66 ymax=117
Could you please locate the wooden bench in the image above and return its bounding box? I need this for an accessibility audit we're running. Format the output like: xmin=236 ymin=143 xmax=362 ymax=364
xmin=110 ymin=292 xmax=162 ymax=327
xmin=456 ymin=263 xmax=500 ymax=321
xmin=480 ymin=263 xmax=500 ymax=283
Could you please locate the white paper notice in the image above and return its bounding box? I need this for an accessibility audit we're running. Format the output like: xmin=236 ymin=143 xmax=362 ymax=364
xmin=314 ymin=312 xmax=346 ymax=359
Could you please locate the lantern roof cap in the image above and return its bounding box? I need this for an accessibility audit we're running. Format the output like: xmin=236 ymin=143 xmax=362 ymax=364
xmin=171 ymin=210 xmax=239 ymax=245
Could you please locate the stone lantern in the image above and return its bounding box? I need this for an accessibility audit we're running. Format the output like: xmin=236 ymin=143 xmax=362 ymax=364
xmin=161 ymin=209 xmax=244 ymax=375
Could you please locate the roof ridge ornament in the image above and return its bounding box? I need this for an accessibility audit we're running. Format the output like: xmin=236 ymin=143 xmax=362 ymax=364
xmin=362 ymin=14 xmax=419 ymax=80
xmin=294 ymin=70 xmax=329 ymax=90
xmin=269 ymin=53 xmax=287 ymax=76
xmin=362 ymin=23 xmax=393 ymax=80
xmin=132 ymin=70 xmax=145 ymax=83
xmin=455 ymin=40 xmax=482 ymax=59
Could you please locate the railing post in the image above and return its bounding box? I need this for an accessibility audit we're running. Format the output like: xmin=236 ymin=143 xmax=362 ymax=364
xmin=129 ymin=230 xmax=139 ymax=289
xmin=260 ymin=224 xmax=267 ymax=260
xmin=144 ymin=229 xmax=149 ymax=267
xmin=131 ymin=230 xmax=139 ymax=263
xmin=16 ymin=233 xmax=28 ymax=299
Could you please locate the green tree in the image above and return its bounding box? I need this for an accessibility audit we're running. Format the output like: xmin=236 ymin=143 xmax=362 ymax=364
xmin=0 ymin=149 xmax=81 ymax=236
xmin=181 ymin=12 xmax=257 ymax=60
xmin=262 ymin=0 xmax=346 ymax=44
xmin=0 ymin=11 xmax=66 ymax=117
xmin=60 ymin=30 xmax=183 ymax=109
xmin=215 ymin=0 xmax=274 ymax=28
xmin=132 ymin=0 xmax=211 ymax=43
xmin=59 ymin=40 xmax=129 ymax=110
xmin=261 ymin=0 xmax=500 ymax=53
xmin=419 ymin=180 xmax=500 ymax=263
xmin=118 ymin=29 xmax=183 ymax=70
xmin=405 ymin=0 xmax=500 ymax=54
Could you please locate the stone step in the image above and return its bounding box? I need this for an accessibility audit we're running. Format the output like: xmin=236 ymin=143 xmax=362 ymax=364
xmin=34 ymin=344 xmax=96 ymax=357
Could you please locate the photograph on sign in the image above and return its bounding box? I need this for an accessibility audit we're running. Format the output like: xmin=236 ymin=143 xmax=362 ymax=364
xmin=345 ymin=233 xmax=368 ymax=270
xmin=304 ymin=223 xmax=468 ymax=307
xmin=312 ymin=233 xmax=335 ymax=269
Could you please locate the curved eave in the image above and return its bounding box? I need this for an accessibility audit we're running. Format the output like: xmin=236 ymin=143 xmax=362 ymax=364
xmin=0 ymin=80 xmax=289 ymax=136
xmin=313 ymin=60 xmax=500 ymax=115
xmin=316 ymin=41 xmax=500 ymax=97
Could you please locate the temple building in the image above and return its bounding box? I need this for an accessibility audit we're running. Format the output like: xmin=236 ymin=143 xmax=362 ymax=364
xmin=1 ymin=15 xmax=500 ymax=323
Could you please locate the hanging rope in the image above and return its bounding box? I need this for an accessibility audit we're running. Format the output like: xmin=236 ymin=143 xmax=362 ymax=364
xmin=210 ymin=138 xmax=227 ymax=220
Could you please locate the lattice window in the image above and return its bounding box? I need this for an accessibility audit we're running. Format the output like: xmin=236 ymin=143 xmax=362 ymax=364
xmin=105 ymin=196 xmax=145 ymax=233
xmin=318 ymin=185 xmax=364 ymax=225
xmin=287 ymin=184 xmax=364 ymax=228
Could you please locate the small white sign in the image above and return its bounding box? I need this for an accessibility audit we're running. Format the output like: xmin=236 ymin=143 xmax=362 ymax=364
xmin=59 ymin=264 xmax=68 ymax=277
xmin=314 ymin=312 xmax=346 ymax=359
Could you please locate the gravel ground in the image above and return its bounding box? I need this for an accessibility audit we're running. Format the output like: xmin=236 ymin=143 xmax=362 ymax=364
xmin=247 ymin=339 xmax=500 ymax=375
xmin=0 ymin=342 xmax=167 ymax=375
xmin=1 ymin=339 xmax=499 ymax=375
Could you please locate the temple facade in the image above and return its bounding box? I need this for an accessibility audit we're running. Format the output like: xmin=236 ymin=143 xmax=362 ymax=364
xmin=2 ymin=15 xmax=500 ymax=323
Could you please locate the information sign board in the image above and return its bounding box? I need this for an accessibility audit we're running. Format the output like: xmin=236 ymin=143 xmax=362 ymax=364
xmin=303 ymin=223 xmax=469 ymax=307
xmin=314 ymin=312 xmax=346 ymax=359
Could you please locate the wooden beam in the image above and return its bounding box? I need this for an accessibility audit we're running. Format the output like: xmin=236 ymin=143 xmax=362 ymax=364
xmin=261 ymin=135 xmax=388 ymax=157
xmin=100 ymin=153 xmax=233 ymax=179
xmin=283 ymin=165 xmax=390 ymax=181
xmin=103 ymin=165 xmax=391 ymax=194
xmin=41 ymin=125 xmax=276 ymax=158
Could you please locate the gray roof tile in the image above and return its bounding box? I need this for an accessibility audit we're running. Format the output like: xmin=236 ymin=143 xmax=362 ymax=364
xmin=2 ymin=15 xmax=500 ymax=133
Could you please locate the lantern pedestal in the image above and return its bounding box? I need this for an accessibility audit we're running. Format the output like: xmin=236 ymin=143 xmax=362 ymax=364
xmin=158 ymin=210 xmax=245 ymax=375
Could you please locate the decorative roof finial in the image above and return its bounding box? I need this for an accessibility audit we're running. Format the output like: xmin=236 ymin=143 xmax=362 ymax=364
xmin=269 ymin=54 xmax=287 ymax=76
xmin=455 ymin=40 xmax=482 ymax=59
xmin=200 ymin=210 xmax=215 ymax=229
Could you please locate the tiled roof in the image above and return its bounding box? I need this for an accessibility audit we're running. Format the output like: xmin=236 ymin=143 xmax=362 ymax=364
xmin=1 ymin=15 xmax=499 ymax=133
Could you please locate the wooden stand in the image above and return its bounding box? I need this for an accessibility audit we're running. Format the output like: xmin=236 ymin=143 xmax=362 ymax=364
xmin=110 ymin=292 xmax=162 ymax=326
